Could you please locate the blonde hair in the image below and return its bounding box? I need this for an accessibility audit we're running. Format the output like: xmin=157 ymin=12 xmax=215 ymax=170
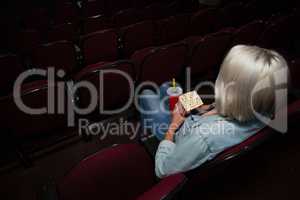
xmin=215 ymin=45 xmax=289 ymax=122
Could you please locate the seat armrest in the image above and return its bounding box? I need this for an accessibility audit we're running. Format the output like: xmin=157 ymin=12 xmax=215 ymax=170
xmin=137 ymin=173 xmax=187 ymax=200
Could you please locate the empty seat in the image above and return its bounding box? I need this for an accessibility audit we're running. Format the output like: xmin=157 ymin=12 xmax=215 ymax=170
xmin=83 ymin=15 xmax=113 ymax=34
xmin=53 ymin=2 xmax=78 ymax=24
xmin=156 ymin=14 xmax=191 ymax=45
xmin=105 ymin=0 xmax=132 ymax=15
xmin=73 ymin=60 xmax=136 ymax=120
xmin=47 ymin=23 xmax=75 ymax=42
xmin=131 ymin=42 xmax=188 ymax=85
xmin=220 ymin=2 xmax=247 ymax=27
xmin=58 ymin=143 xmax=186 ymax=200
xmin=190 ymin=8 xmax=222 ymax=36
xmin=121 ymin=21 xmax=155 ymax=58
xmin=0 ymin=54 xmax=23 ymax=96
xmin=81 ymin=29 xmax=118 ymax=66
xmin=188 ymin=29 xmax=233 ymax=79
xmin=0 ymin=80 xmax=72 ymax=156
xmin=112 ymin=8 xmax=140 ymax=28
xmin=257 ymin=15 xmax=294 ymax=53
xmin=231 ymin=20 xmax=265 ymax=46
xmin=32 ymin=40 xmax=76 ymax=74
xmin=139 ymin=2 xmax=168 ymax=21
xmin=82 ymin=0 xmax=105 ymax=18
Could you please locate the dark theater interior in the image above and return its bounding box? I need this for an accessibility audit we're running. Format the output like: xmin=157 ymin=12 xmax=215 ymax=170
xmin=0 ymin=0 xmax=300 ymax=199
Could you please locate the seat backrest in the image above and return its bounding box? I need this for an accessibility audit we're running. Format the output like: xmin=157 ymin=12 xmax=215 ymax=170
xmin=0 ymin=54 xmax=23 ymax=96
xmin=82 ymin=0 xmax=105 ymax=18
xmin=121 ymin=21 xmax=155 ymax=58
xmin=189 ymin=28 xmax=234 ymax=77
xmin=156 ymin=14 xmax=191 ymax=45
xmin=231 ymin=20 xmax=265 ymax=46
xmin=83 ymin=15 xmax=113 ymax=34
xmin=220 ymin=1 xmax=246 ymax=27
xmin=58 ymin=144 xmax=155 ymax=200
xmin=132 ymin=42 xmax=188 ymax=85
xmin=190 ymin=8 xmax=221 ymax=36
xmin=112 ymin=8 xmax=140 ymax=28
xmin=81 ymin=29 xmax=118 ymax=65
xmin=53 ymin=2 xmax=78 ymax=24
xmin=257 ymin=15 xmax=293 ymax=50
xmin=0 ymin=80 xmax=69 ymax=139
xmin=32 ymin=40 xmax=76 ymax=74
xmin=47 ymin=23 xmax=75 ymax=42
xmin=73 ymin=60 xmax=136 ymax=119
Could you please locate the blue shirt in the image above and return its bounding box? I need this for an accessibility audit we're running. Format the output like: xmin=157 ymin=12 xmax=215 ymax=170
xmin=155 ymin=114 xmax=265 ymax=178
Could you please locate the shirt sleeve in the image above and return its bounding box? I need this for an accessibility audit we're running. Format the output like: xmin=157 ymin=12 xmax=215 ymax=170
xmin=155 ymin=133 xmax=212 ymax=178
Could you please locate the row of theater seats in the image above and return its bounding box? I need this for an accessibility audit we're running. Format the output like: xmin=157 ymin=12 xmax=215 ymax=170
xmin=1 ymin=25 xmax=300 ymax=168
xmin=1 ymin=1 xmax=300 ymax=168
xmin=1 ymin=9 xmax=300 ymax=97
xmin=50 ymin=98 xmax=300 ymax=200
xmin=2 ymin=0 xmax=247 ymax=55
xmin=1 ymin=0 xmax=180 ymax=53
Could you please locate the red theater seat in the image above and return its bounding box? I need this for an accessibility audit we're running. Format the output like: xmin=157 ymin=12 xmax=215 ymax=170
xmin=32 ymin=40 xmax=77 ymax=74
xmin=73 ymin=60 xmax=136 ymax=120
xmin=156 ymin=14 xmax=191 ymax=45
xmin=121 ymin=21 xmax=155 ymax=58
xmin=183 ymin=100 xmax=300 ymax=196
xmin=0 ymin=54 xmax=23 ymax=96
xmin=53 ymin=2 xmax=78 ymax=24
xmin=190 ymin=8 xmax=222 ymax=36
xmin=47 ymin=23 xmax=75 ymax=42
xmin=257 ymin=15 xmax=294 ymax=53
xmin=231 ymin=20 xmax=265 ymax=46
xmin=131 ymin=42 xmax=188 ymax=85
xmin=0 ymin=80 xmax=72 ymax=156
xmin=82 ymin=0 xmax=105 ymax=18
xmin=112 ymin=8 xmax=140 ymax=28
xmin=81 ymin=29 xmax=118 ymax=66
xmin=188 ymin=29 xmax=234 ymax=79
xmin=83 ymin=15 xmax=113 ymax=34
xmin=58 ymin=143 xmax=186 ymax=200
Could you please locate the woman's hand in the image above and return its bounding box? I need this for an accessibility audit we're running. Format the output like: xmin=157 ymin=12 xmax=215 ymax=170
xmin=165 ymin=102 xmax=186 ymax=141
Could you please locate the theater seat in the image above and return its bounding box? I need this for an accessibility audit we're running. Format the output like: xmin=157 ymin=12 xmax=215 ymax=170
xmin=53 ymin=2 xmax=78 ymax=24
xmin=121 ymin=21 xmax=155 ymax=58
xmin=0 ymin=80 xmax=73 ymax=159
xmin=131 ymin=42 xmax=188 ymax=85
xmin=47 ymin=23 xmax=75 ymax=42
xmin=112 ymin=8 xmax=140 ymax=28
xmin=81 ymin=29 xmax=118 ymax=66
xmin=58 ymin=143 xmax=186 ymax=200
xmin=190 ymin=8 xmax=221 ymax=36
xmin=32 ymin=40 xmax=76 ymax=75
xmin=73 ymin=60 xmax=136 ymax=120
xmin=182 ymin=100 xmax=300 ymax=197
xmin=82 ymin=0 xmax=105 ymax=18
xmin=231 ymin=20 xmax=265 ymax=46
xmin=83 ymin=15 xmax=113 ymax=34
xmin=156 ymin=14 xmax=191 ymax=45
xmin=188 ymin=28 xmax=234 ymax=80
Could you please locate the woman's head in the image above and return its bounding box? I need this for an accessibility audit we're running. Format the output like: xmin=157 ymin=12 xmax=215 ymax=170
xmin=215 ymin=45 xmax=289 ymax=122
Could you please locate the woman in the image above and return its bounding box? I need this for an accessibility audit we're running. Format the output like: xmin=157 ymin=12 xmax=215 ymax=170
xmin=139 ymin=45 xmax=289 ymax=178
